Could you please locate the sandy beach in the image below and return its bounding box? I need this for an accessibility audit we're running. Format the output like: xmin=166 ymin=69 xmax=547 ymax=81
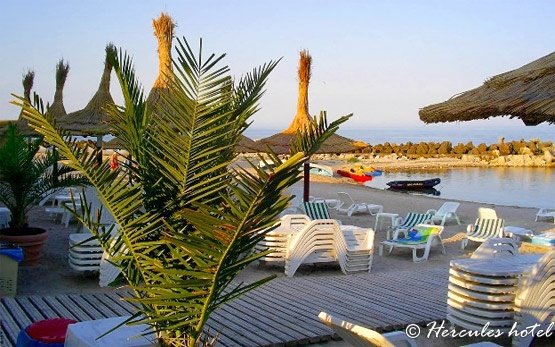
xmin=16 ymin=179 xmax=554 ymax=296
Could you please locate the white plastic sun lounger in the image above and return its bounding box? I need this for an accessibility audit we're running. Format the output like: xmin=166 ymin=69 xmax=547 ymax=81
xmin=318 ymin=311 xmax=416 ymax=347
xmin=426 ymin=201 xmax=461 ymax=226
xmin=283 ymin=219 xmax=374 ymax=277
xmin=461 ymin=218 xmax=505 ymax=250
xmin=379 ymin=224 xmax=445 ymax=262
xmin=335 ymin=192 xmax=383 ymax=217
xmin=535 ymin=208 xmax=555 ymax=223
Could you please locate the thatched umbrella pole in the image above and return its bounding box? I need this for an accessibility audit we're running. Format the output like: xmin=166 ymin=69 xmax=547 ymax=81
xmin=93 ymin=45 xmax=116 ymax=166
xmin=283 ymin=51 xmax=314 ymax=202
xmin=147 ymin=12 xmax=176 ymax=115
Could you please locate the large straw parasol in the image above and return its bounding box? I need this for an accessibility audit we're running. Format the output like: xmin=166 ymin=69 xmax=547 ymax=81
xmin=14 ymin=71 xmax=37 ymax=135
xmin=258 ymin=50 xmax=367 ymax=154
xmin=59 ymin=44 xmax=116 ymax=135
xmin=147 ymin=12 xmax=176 ymax=116
xmin=419 ymin=52 xmax=555 ymax=126
xmin=48 ymin=59 xmax=70 ymax=123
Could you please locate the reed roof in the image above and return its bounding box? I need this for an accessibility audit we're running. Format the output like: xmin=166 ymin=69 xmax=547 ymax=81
xmin=236 ymin=135 xmax=265 ymax=153
xmin=146 ymin=13 xmax=176 ymax=115
xmin=15 ymin=70 xmax=37 ymax=136
xmin=419 ymin=52 xmax=555 ymax=126
xmin=58 ymin=45 xmax=115 ymax=135
xmin=257 ymin=132 xmax=367 ymax=155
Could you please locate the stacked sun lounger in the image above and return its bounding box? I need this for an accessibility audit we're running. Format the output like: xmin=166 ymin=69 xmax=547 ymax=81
xmin=68 ymin=233 xmax=103 ymax=272
xmin=512 ymin=250 xmax=555 ymax=347
xmin=447 ymin=246 xmax=543 ymax=333
xmin=256 ymin=215 xmax=310 ymax=263
xmin=284 ymin=219 xmax=374 ymax=276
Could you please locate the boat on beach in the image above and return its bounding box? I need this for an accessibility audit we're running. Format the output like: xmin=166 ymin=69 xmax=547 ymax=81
xmin=386 ymin=187 xmax=441 ymax=196
xmin=364 ymin=169 xmax=383 ymax=177
xmin=337 ymin=169 xmax=373 ymax=183
xmin=386 ymin=177 xmax=441 ymax=190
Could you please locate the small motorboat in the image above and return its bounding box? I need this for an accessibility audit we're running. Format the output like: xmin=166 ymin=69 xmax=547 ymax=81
xmin=337 ymin=169 xmax=373 ymax=183
xmin=309 ymin=163 xmax=333 ymax=177
xmin=386 ymin=178 xmax=441 ymax=190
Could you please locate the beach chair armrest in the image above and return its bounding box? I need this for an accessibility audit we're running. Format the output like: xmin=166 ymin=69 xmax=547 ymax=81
xmin=426 ymin=209 xmax=437 ymax=215
xmin=392 ymin=216 xmax=403 ymax=227
xmin=383 ymin=331 xmax=418 ymax=347
xmin=467 ymin=224 xmax=476 ymax=234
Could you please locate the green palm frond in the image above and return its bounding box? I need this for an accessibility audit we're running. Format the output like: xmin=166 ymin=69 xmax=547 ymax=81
xmin=14 ymin=36 xmax=350 ymax=346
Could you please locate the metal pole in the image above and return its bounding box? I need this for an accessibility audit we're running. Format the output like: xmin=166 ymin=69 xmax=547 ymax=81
xmin=96 ymin=135 xmax=103 ymax=167
xmin=303 ymin=161 xmax=310 ymax=203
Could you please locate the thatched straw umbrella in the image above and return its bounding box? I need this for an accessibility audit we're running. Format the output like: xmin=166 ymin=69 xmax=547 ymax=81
xmin=146 ymin=12 xmax=176 ymax=116
xmin=48 ymin=60 xmax=70 ymax=122
xmin=236 ymin=135 xmax=264 ymax=153
xmin=59 ymin=44 xmax=116 ymax=135
xmin=15 ymin=71 xmax=37 ymax=135
xmin=257 ymin=50 xmax=367 ymax=154
xmin=419 ymin=52 xmax=555 ymax=126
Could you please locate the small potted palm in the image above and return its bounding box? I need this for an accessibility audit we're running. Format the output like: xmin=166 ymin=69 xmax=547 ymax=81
xmin=0 ymin=124 xmax=85 ymax=265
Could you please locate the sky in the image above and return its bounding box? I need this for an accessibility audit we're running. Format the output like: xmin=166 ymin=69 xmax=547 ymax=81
xmin=1 ymin=0 xmax=554 ymax=132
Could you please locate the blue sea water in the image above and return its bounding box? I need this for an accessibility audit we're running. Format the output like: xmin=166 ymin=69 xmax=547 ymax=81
xmin=245 ymin=125 xmax=554 ymax=145
xmin=245 ymin=126 xmax=554 ymax=208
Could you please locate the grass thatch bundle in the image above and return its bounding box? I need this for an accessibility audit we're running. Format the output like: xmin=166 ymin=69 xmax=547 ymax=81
xmin=419 ymin=51 xmax=555 ymax=126
xmin=48 ymin=59 xmax=70 ymax=121
xmin=59 ymin=44 xmax=116 ymax=135
xmin=258 ymin=50 xmax=367 ymax=154
xmin=147 ymin=12 xmax=176 ymax=113
xmin=14 ymin=70 xmax=37 ymax=135
xmin=284 ymin=50 xmax=313 ymax=134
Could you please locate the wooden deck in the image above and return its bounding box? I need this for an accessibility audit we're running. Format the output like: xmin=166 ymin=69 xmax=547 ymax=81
xmin=0 ymin=268 xmax=449 ymax=346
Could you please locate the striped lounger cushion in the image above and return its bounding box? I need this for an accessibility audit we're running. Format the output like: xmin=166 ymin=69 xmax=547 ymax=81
xmin=303 ymin=202 xmax=331 ymax=220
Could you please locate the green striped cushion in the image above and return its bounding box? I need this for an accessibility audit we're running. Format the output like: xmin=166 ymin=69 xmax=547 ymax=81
xmin=303 ymin=202 xmax=331 ymax=220
xmin=398 ymin=213 xmax=434 ymax=229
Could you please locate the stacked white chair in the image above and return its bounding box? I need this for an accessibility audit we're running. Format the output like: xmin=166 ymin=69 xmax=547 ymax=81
xmin=256 ymin=214 xmax=310 ymax=263
xmin=68 ymin=232 xmax=103 ymax=272
xmin=512 ymin=250 xmax=555 ymax=347
xmin=284 ymin=219 xmax=374 ymax=277
xmin=461 ymin=218 xmax=505 ymax=249
xmin=68 ymin=187 xmax=115 ymax=273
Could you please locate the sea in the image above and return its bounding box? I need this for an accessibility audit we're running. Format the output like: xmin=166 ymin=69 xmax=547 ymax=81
xmin=245 ymin=125 xmax=554 ymax=209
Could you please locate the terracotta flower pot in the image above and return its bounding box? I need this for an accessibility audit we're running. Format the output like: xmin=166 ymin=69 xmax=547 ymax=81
xmin=0 ymin=227 xmax=48 ymax=266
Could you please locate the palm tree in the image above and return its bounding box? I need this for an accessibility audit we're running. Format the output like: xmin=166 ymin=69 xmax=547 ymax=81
xmin=16 ymin=37 xmax=349 ymax=346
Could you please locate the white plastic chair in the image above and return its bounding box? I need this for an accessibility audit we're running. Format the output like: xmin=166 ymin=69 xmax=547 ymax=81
xmin=318 ymin=311 xmax=416 ymax=347
xmin=336 ymin=192 xmax=383 ymax=217
xmin=535 ymin=208 xmax=555 ymax=223
xmin=426 ymin=201 xmax=461 ymax=226
xmin=461 ymin=218 xmax=505 ymax=250
xmin=470 ymin=238 xmax=519 ymax=259
xmin=478 ymin=207 xmax=497 ymax=219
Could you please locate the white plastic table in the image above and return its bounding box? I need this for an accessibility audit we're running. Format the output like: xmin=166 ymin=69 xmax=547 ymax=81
xmin=374 ymin=213 xmax=399 ymax=237
xmin=503 ymin=226 xmax=534 ymax=243
xmin=65 ymin=316 xmax=156 ymax=347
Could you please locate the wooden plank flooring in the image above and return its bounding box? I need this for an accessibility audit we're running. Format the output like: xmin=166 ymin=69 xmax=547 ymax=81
xmin=0 ymin=268 xmax=448 ymax=347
